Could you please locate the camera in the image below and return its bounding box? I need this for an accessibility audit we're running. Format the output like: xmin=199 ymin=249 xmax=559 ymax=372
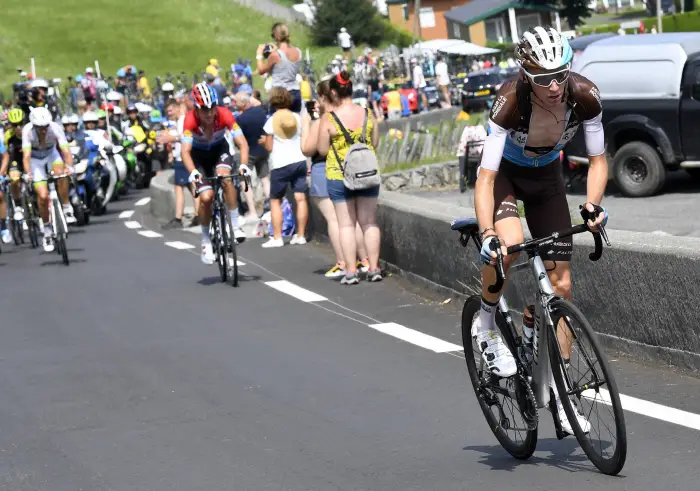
xmin=262 ymin=44 xmax=275 ymax=59
xmin=305 ymin=100 xmax=319 ymax=120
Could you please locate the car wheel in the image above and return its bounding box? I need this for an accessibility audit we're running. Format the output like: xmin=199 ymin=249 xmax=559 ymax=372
xmin=612 ymin=141 xmax=666 ymax=197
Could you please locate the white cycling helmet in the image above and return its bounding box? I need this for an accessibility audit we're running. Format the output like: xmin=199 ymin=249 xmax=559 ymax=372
xmin=113 ymin=106 xmax=123 ymax=115
xmin=82 ymin=111 xmax=99 ymax=123
xmin=162 ymin=82 xmax=174 ymax=92
xmin=30 ymin=78 xmax=49 ymax=89
xmin=61 ymin=113 xmax=80 ymax=125
xmin=106 ymin=90 xmax=122 ymax=102
xmin=29 ymin=106 xmax=52 ymax=126
xmin=135 ymin=102 xmax=152 ymax=113
xmin=515 ymin=26 xmax=573 ymax=71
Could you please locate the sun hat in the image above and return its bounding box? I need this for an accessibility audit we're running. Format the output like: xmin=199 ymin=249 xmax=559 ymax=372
xmin=271 ymin=109 xmax=298 ymax=140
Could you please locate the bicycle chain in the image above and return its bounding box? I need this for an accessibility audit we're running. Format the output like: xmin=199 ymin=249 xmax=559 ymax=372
xmin=517 ymin=374 xmax=539 ymax=431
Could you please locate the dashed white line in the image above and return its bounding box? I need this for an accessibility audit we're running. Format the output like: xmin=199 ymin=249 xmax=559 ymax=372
xmin=369 ymin=322 xmax=463 ymax=353
xmin=165 ymin=241 xmax=196 ymax=250
xmin=583 ymin=388 xmax=700 ymax=432
xmin=264 ymin=280 xmax=327 ymax=302
xmin=134 ymin=197 xmax=151 ymax=206
xmin=138 ymin=230 xmax=163 ymax=238
xmin=119 ymin=210 xmax=135 ymax=219
xmin=124 ymin=221 xmax=142 ymax=229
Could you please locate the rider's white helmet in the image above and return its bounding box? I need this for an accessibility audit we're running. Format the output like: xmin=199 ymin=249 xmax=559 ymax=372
xmin=30 ymin=78 xmax=49 ymax=89
xmin=106 ymin=90 xmax=122 ymax=102
xmin=515 ymin=26 xmax=573 ymax=71
xmin=113 ymin=106 xmax=123 ymax=115
xmin=82 ymin=111 xmax=99 ymax=123
xmin=162 ymin=82 xmax=174 ymax=92
xmin=61 ymin=113 xmax=80 ymax=125
xmin=29 ymin=106 xmax=52 ymax=127
xmin=135 ymin=102 xmax=152 ymax=113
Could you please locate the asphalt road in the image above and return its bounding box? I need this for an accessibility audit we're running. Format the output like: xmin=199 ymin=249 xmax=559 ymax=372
xmin=408 ymin=170 xmax=700 ymax=236
xmin=1 ymin=192 xmax=699 ymax=490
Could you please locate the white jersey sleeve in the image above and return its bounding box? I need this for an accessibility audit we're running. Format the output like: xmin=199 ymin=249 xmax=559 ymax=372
xmin=21 ymin=123 xmax=33 ymax=150
xmin=479 ymin=120 xmax=508 ymax=172
xmin=51 ymin=122 xmax=69 ymax=148
xmin=582 ymin=112 xmax=605 ymax=157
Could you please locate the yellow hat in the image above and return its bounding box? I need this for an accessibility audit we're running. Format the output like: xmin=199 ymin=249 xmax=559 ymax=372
xmin=209 ymin=58 xmax=218 ymax=66
xmin=272 ymin=109 xmax=298 ymax=140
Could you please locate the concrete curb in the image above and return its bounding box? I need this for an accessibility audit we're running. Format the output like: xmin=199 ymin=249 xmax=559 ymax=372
xmin=150 ymin=173 xmax=700 ymax=371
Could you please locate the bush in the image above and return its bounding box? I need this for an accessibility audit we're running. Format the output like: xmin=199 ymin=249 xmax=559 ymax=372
xmin=580 ymin=10 xmax=700 ymax=35
xmin=381 ymin=20 xmax=414 ymax=48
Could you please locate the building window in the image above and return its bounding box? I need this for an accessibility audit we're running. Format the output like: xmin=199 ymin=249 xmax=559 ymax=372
xmin=453 ymin=22 xmax=461 ymax=39
xmin=517 ymin=13 xmax=541 ymax=35
xmin=419 ymin=7 xmax=435 ymax=28
xmin=402 ymin=3 xmax=408 ymax=20
xmin=485 ymin=17 xmax=506 ymax=43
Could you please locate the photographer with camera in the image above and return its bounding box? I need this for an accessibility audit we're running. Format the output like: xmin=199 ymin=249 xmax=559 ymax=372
xmin=256 ymin=23 xmax=303 ymax=113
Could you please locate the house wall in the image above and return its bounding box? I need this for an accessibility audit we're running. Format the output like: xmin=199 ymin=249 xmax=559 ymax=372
xmin=388 ymin=0 xmax=471 ymax=41
xmin=447 ymin=9 xmax=553 ymax=46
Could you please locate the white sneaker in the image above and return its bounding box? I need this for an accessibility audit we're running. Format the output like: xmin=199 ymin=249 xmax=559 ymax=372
xmin=261 ymin=237 xmax=284 ymax=248
xmin=289 ymin=234 xmax=306 ymax=245
xmin=63 ymin=204 xmax=77 ymax=224
xmin=43 ymin=234 xmax=55 ymax=252
xmin=1 ymin=229 xmax=11 ymax=244
xmin=472 ymin=317 xmax=517 ymax=378
xmin=233 ymin=227 xmax=246 ymax=244
xmin=13 ymin=207 xmax=24 ymax=221
xmin=557 ymin=396 xmax=591 ymax=435
xmin=201 ymin=241 xmax=215 ymax=265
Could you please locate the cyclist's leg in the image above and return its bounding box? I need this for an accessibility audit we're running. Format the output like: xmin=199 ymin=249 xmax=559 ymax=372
xmin=31 ymin=157 xmax=54 ymax=250
xmin=0 ymin=183 xmax=9 ymax=243
xmin=216 ymin=150 xmax=237 ymax=222
xmin=193 ymin=150 xmax=216 ymax=264
xmin=475 ymin=166 xmax=521 ymax=377
xmin=50 ymin=149 xmax=69 ymax=206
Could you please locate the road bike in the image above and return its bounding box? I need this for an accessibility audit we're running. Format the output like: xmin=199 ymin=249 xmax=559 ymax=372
xmin=195 ymin=174 xmax=250 ymax=287
xmin=47 ymin=172 xmax=72 ymax=265
xmin=451 ymin=206 xmax=627 ymax=475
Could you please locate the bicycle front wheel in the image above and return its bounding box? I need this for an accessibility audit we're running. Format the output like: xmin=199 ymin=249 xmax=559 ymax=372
xmin=461 ymin=295 xmax=537 ymax=460
xmin=222 ymin=205 xmax=238 ymax=287
xmin=548 ymin=299 xmax=627 ymax=476
xmin=212 ymin=212 xmax=227 ymax=283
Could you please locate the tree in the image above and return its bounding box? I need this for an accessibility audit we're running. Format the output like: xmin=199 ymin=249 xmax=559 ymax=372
xmin=523 ymin=0 xmax=592 ymax=30
xmin=311 ymin=0 xmax=384 ymax=47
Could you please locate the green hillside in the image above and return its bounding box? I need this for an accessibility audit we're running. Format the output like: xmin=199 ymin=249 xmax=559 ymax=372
xmin=0 ymin=0 xmax=340 ymax=92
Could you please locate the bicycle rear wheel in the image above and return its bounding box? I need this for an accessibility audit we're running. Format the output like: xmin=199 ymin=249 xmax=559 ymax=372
xmin=53 ymin=199 xmax=69 ymax=266
xmin=548 ymin=299 xmax=627 ymax=476
xmin=461 ymin=295 xmax=538 ymax=460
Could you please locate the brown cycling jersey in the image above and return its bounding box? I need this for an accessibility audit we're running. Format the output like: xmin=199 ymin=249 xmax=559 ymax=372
xmin=486 ymin=72 xmax=603 ymax=167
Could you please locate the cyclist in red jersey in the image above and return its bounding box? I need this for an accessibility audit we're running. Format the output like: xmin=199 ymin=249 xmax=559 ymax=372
xmin=182 ymin=82 xmax=251 ymax=264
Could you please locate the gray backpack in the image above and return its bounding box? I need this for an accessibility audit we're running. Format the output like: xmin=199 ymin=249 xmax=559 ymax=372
xmin=329 ymin=110 xmax=380 ymax=191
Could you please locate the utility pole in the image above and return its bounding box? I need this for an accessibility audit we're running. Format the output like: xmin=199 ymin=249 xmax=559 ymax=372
xmin=657 ymin=0 xmax=663 ymax=33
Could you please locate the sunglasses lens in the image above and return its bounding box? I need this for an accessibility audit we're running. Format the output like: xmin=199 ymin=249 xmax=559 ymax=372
xmin=533 ymin=69 xmax=569 ymax=87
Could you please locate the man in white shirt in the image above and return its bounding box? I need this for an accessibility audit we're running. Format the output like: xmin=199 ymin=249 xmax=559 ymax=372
xmin=338 ymin=28 xmax=352 ymax=59
xmin=434 ymin=55 xmax=451 ymax=107
xmin=411 ymin=58 xmax=429 ymax=113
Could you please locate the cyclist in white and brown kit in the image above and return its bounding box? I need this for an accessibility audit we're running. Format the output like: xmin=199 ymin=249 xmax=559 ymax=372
xmin=472 ymin=26 xmax=609 ymax=435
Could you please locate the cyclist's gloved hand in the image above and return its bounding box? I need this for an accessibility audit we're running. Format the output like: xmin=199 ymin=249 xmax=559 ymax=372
xmin=22 ymin=173 xmax=32 ymax=183
xmin=480 ymin=235 xmax=498 ymax=265
xmin=0 ymin=175 xmax=6 ymax=184
xmin=584 ymin=202 xmax=608 ymax=229
xmin=188 ymin=169 xmax=201 ymax=184
xmin=239 ymin=164 xmax=251 ymax=177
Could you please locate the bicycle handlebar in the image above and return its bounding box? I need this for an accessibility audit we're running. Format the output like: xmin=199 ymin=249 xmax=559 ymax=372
xmin=486 ymin=204 xmax=609 ymax=294
xmin=193 ymin=173 xmax=250 ymax=197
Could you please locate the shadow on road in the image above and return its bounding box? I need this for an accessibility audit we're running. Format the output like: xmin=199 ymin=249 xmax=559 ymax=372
xmin=197 ymin=273 xmax=262 ymax=286
xmin=462 ymin=438 xmax=625 ymax=476
xmin=40 ymin=259 xmax=88 ymax=266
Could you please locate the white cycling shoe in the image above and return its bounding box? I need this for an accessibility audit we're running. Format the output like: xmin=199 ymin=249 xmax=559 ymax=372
xmin=43 ymin=234 xmax=55 ymax=252
xmin=1 ymin=229 xmax=11 ymax=244
xmin=14 ymin=207 xmax=24 ymax=221
xmin=556 ymin=396 xmax=591 ymax=435
xmin=233 ymin=226 xmax=246 ymax=244
xmin=64 ymin=205 xmax=77 ymax=224
xmin=201 ymin=241 xmax=215 ymax=265
xmin=472 ymin=317 xmax=517 ymax=378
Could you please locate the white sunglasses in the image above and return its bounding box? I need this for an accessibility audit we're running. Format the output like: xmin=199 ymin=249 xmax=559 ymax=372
xmin=521 ymin=63 xmax=571 ymax=87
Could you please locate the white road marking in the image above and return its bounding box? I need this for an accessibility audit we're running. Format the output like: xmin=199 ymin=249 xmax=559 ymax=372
xmin=264 ymin=280 xmax=327 ymax=302
xmin=583 ymin=388 xmax=700 ymax=431
xmin=369 ymin=323 xmax=463 ymax=353
xmin=124 ymin=221 xmax=142 ymax=229
xmin=165 ymin=241 xmax=195 ymax=250
xmin=138 ymin=230 xmax=163 ymax=238
xmin=134 ymin=197 xmax=151 ymax=206
xmin=119 ymin=210 xmax=134 ymax=219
